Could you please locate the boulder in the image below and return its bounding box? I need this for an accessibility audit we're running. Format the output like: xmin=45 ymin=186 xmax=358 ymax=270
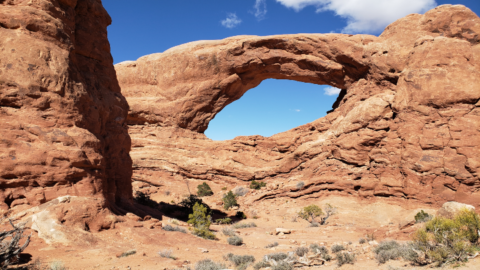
xmin=437 ymin=202 xmax=476 ymax=218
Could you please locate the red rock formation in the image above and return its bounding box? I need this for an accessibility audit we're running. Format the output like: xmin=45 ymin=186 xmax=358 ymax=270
xmin=0 ymin=0 xmax=132 ymax=215
xmin=117 ymin=5 xmax=480 ymax=207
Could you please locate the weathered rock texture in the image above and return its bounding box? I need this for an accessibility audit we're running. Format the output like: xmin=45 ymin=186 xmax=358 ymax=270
xmin=118 ymin=5 xmax=480 ymax=207
xmin=0 ymin=0 xmax=132 ymax=215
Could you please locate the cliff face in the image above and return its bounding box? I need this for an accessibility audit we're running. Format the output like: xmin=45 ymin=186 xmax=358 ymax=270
xmin=117 ymin=5 xmax=480 ymax=207
xmin=0 ymin=0 xmax=132 ymax=212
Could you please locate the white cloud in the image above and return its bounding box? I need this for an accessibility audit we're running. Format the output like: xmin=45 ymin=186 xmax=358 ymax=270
xmin=221 ymin=13 xmax=242 ymax=29
xmin=324 ymin=86 xmax=341 ymax=96
xmin=254 ymin=0 xmax=268 ymax=20
xmin=275 ymin=0 xmax=437 ymax=33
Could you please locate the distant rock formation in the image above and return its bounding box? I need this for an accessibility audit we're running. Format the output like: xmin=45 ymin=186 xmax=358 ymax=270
xmin=117 ymin=5 xmax=480 ymax=207
xmin=0 ymin=0 xmax=132 ymax=219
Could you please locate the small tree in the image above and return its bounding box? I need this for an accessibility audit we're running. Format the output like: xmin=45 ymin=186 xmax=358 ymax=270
xmin=197 ymin=182 xmax=213 ymax=197
xmin=298 ymin=204 xmax=337 ymax=225
xmin=298 ymin=205 xmax=323 ymax=224
xmin=0 ymin=219 xmax=31 ymax=269
xmin=223 ymin=191 xmax=238 ymax=210
xmin=187 ymin=202 xmax=215 ymax=240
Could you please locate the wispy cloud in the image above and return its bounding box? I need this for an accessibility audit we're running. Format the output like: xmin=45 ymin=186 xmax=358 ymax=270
xmin=254 ymin=0 xmax=268 ymax=20
xmin=324 ymin=86 xmax=341 ymax=96
xmin=221 ymin=13 xmax=242 ymax=29
xmin=275 ymin=0 xmax=437 ymax=33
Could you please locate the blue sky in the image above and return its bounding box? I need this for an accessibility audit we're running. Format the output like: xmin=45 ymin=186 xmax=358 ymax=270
xmin=103 ymin=0 xmax=480 ymax=141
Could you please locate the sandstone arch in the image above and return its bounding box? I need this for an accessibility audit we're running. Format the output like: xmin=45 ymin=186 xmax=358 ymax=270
xmin=118 ymin=5 xmax=480 ymax=207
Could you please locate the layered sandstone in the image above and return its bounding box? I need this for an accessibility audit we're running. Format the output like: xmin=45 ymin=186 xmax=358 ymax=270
xmin=0 ymin=0 xmax=132 ymax=217
xmin=117 ymin=5 xmax=480 ymax=207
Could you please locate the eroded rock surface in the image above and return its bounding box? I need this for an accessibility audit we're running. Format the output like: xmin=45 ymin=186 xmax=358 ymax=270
xmin=0 ymin=0 xmax=132 ymax=214
xmin=119 ymin=5 xmax=480 ymax=207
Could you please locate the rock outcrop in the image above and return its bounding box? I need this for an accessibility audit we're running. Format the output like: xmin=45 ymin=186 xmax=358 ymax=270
xmin=117 ymin=5 xmax=480 ymax=207
xmin=0 ymin=0 xmax=132 ymax=217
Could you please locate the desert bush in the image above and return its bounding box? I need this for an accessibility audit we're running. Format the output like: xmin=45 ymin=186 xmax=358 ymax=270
xmin=271 ymin=261 xmax=293 ymax=270
xmin=295 ymin=247 xmax=309 ymax=257
xmin=134 ymin=191 xmax=158 ymax=208
xmin=215 ymin=218 xmax=232 ymax=225
xmin=253 ymin=261 xmax=270 ymax=270
xmin=224 ymin=253 xmax=255 ymax=269
xmin=195 ymin=259 xmax=226 ymax=270
xmin=309 ymin=222 xmax=319 ymax=227
xmin=331 ymin=244 xmax=345 ymax=253
xmin=0 ymin=219 xmax=31 ymax=269
xmin=228 ymin=235 xmax=243 ymax=246
xmin=222 ymin=227 xmax=236 ymax=237
xmin=197 ymin=182 xmax=213 ymax=197
xmin=296 ymin=181 xmax=305 ymax=189
xmin=162 ymin=224 xmax=187 ymax=233
xmin=158 ymin=249 xmax=176 ymax=260
xmin=232 ymin=222 xmax=256 ymax=229
xmin=310 ymin=243 xmax=328 ymax=255
xmin=250 ymin=180 xmax=266 ymax=190
xmin=366 ymin=233 xmax=375 ymax=241
xmin=164 ymin=190 xmax=171 ymax=196
xmin=221 ymin=187 xmax=227 ymax=191
xmin=415 ymin=210 xmax=432 ymax=223
xmin=359 ymin=238 xmax=366 ymax=244
xmin=188 ymin=202 xmax=216 ymax=240
xmin=336 ymin=252 xmax=355 ymax=266
xmin=119 ymin=249 xmax=136 ymax=258
xmin=265 ymin=242 xmax=279 ymax=248
xmin=405 ymin=209 xmax=480 ymax=266
xmin=233 ymin=187 xmax=249 ymax=197
xmin=223 ymin=191 xmax=239 ymax=210
xmin=265 ymin=252 xmax=288 ymax=261
xmin=374 ymin=240 xmax=407 ymax=264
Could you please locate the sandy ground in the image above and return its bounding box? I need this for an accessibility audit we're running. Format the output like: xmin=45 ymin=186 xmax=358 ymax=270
xmin=10 ymin=179 xmax=480 ymax=270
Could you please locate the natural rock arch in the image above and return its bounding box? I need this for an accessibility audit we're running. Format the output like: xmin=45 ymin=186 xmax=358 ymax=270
xmin=118 ymin=5 xmax=480 ymax=207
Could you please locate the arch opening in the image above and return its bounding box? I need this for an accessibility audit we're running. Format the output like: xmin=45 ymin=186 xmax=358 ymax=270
xmin=205 ymin=79 xmax=341 ymax=141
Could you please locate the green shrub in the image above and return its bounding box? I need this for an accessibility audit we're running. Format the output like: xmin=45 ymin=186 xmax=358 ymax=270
xmin=406 ymin=209 xmax=480 ymax=266
xmin=228 ymin=236 xmax=243 ymax=246
xmin=223 ymin=191 xmax=239 ymax=210
xmin=331 ymin=244 xmax=345 ymax=253
xmin=180 ymin=195 xmax=210 ymax=212
xmin=195 ymin=259 xmax=226 ymax=270
xmin=215 ymin=217 xmax=232 ymax=224
xmin=359 ymin=238 xmax=366 ymax=244
xmin=232 ymin=222 xmax=256 ymax=229
xmin=188 ymin=202 xmax=215 ymax=240
xmin=336 ymin=252 xmax=355 ymax=266
xmin=250 ymin=180 xmax=266 ymax=190
xmin=221 ymin=187 xmax=227 ymax=191
xmin=197 ymin=182 xmax=213 ymax=197
xmin=415 ymin=210 xmax=432 ymax=223
xmin=253 ymin=260 xmax=271 ymax=270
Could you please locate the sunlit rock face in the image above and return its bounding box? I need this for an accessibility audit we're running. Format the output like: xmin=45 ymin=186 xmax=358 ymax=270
xmin=0 ymin=0 xmax=133 ymax=213
xmin=117 ymin=5 xmax=480 ymax=207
